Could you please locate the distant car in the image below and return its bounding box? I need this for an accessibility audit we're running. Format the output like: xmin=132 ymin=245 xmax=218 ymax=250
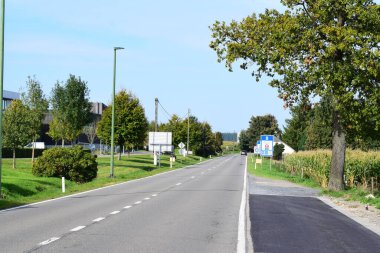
xmin=240 ymin=150 xmax=247 ymax=155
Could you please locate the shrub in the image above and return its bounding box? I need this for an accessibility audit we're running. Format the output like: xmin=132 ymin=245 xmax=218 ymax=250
xmin=33 ymin=146 xmax=98 ymax=183
xmin=273 ymin=143 xmax=285 ymax=160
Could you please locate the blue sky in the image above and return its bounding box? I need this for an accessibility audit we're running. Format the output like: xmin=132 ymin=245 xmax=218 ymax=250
xmin=4 ymin=0 xmax=288 ymax=133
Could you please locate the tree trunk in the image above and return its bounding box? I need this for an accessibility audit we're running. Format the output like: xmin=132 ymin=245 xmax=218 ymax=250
xmin=62 ymin=139 xmax=65 ymax=147
xmin=328 ymin=110 xmax=346 ymax=191
xmin=12 ymin=148 xmax=16 ymax=169
xmin=118 ymin=146 xmax=121 ymax=161
xmin=32 ymin=138 xmax=35 ymax=164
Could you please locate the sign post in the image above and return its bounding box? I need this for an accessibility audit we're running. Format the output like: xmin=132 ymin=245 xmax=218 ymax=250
xmin=260 ymin=135 xmax=274 ymax=170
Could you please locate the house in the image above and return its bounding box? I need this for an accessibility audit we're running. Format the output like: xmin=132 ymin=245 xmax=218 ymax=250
xmin=2 ymin=90 xmax=20 ymax=110
xmin=274 ymin=136 xmax=295 ymax=155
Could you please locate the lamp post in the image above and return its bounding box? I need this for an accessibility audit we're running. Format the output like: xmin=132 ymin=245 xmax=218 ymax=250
xmin=110 ymin=47 xmax=124 ymax=178
xmin=0 ymin=0 xmax=5 ymax=196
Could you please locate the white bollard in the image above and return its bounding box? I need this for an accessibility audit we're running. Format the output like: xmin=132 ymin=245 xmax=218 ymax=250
xmin=62 ymin=177 xmax=65 ymax=193
xmin=170 ymin=159 xmax=173 ymax=168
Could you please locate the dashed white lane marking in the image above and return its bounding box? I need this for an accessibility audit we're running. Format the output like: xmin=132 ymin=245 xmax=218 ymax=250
xmin=144 ymin=197 xmax=151 ymax=200
xmin=152 ymin=194 xmax=158 ymax=197
xmin=71 ymin=226 xmax=86 ymax=232
xmin=201 ymin=172 xmax=205 ymax=174
xmin=93 ymin=217 xmax=105 ymax=222
xmin=124 ymin=205 xmax=132 ymax=209
xmin=134 ymin=201 xmax=142 ymax=205
xmin=39 ymin=237 xmax=60 ymax=246
xmin=191 ymin=176 xmax=195 ymax=179
xmin=110 ymin=211 xmax=120 ymax=215
xmin=176 ymin=183 xmax=182 ymax=186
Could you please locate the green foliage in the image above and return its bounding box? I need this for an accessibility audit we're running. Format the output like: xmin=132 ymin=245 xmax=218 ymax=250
xmin=239 ymin=130 xmax=250 ymax=151
xmin=273 ymin=143 xmax=285 ymax=160
xmin=214 ymin=132 xmax=223 ymax=152
xmin=21 ymin=76 xmax=49 ymax=141
xmin=245 ymin=114 xmax=281 ymax=148
xmin=2 ymin=100 xmax=33 ymax=168
xmin=284 ymin=150 xmax=380 ymax=189
xmin=210 ymin=0 xmax=380 ymax=189
xmin=49 ymin=75 xmax=92 ymax=143
xmin=33 ymin=146 xmax=98 ymax=183
xmin=97 ymin=90 xmax=148 ymax=150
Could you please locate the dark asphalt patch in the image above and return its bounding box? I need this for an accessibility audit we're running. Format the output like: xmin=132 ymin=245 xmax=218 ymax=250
xmin=250 ymin=194 xmax=380 ymax=253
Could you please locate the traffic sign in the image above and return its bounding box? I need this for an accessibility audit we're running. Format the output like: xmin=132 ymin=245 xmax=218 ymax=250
xmin=178 ymin=142 xmax=185 ymax=149
xmin=260 ymin=135 xmax=274 ymax=157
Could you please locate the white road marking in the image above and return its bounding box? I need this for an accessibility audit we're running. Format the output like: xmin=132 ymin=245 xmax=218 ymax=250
xmin=71 ymin=226 xmax=86 ymax=232
xmin=201 ymin=172 xmax=205 ymax=174
xmin=124 ymin=205 xmax=132 ymax=209
xmin=152 ymin=194 xmax=158 ymax=197
xmin=39 ymin=237 xmax=60 ymax=246
xmin=93 ymin=217 xmax=105 ymax=222
xmin=237 ymin=156 xmax=248 ymax=253
xmin=191 ymin=176 xmax=195 ymax=179
xmin=134 ymin=201 xmax=142 ymax=205
xmin=110 ymin=211 xmax=120 ymax=215
xmin=176 ymin=183 xmax=182 ymax=186
xmin=144 ymin=197 xmax=151 ymax=200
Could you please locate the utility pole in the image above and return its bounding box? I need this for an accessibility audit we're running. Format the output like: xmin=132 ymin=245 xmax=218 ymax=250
xmin=155 ymin=98 xmax=158 ymax=132
xmin=0 ymin=0 xmax=5 ymax=196
xmin=187 ymin=108 xmax=190 ymax=155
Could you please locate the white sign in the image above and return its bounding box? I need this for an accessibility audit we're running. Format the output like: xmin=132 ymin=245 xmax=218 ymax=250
xmin=260 ymin=135 xmax=274 ymax=157
xmin=178 ymin=142 xmax=185 ymax=149
xmin=149 ymin=132 xmax=173 ymax=152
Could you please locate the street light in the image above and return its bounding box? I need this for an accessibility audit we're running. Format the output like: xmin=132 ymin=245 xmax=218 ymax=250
xmin=110 ymin=46 xmax=124 ymax=178
xmin=0 ymin=0 xmax=5 ymax=196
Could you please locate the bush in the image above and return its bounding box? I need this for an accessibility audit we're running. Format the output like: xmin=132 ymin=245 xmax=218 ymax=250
xmin=273 ymin=143 xmax=285 ymax=160
xmin=32 ymin=146 xmax=98 ymax=183
xmin=2 ymin=148 xmax=45 ymax=158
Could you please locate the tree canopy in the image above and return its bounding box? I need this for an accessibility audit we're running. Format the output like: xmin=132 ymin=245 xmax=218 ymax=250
xmin=210 ymin=0 xmax=380 ymax=190
xmin=246 ymin=114 xmax=281 ymax=149
xmin=97 ymin=90 xmax=148 ymax=157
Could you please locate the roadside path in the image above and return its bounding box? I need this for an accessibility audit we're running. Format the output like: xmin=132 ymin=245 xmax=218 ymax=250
xmin=248 ymin=175 xmax=380 ymax=253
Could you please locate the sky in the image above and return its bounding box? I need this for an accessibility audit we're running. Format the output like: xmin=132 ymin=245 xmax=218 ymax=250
xmin=4 ymin=0 xmax=289 ymax=133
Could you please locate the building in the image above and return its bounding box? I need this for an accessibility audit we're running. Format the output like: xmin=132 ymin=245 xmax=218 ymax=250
xmin=274 ymin=136 xmax=295 ymax=155
xmin=222 ymin=132 xmax=238 ymax=142
xmin=2 ymin=90 xmax=20 ymax=110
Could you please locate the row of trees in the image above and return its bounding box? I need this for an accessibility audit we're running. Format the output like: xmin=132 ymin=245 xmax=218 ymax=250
xmin=210 ymin=0 xmax=379 ymax=190
xmin=151 ymin=114 xmax=223 ymax=157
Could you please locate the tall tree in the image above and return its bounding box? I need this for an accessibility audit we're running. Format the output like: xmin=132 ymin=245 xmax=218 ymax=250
xmin=21 ymin=76 xmax=49 ymax=163
xmin=245 ymin=114 xmax=281 ymax=148
xmin=210 ymin=0 xmax=380 ymax=190
xmin=214 ymin=132 xmax=223 ymax=152
xmin=97 ymin=90 xmax=148 ymax=160
xmin=49 ymin=75 xmax=92 ymax=145
xmin=239 ymin=130 xmax=250 ymax=151
xmin=2 ymin=100 xmax=32 ymax=168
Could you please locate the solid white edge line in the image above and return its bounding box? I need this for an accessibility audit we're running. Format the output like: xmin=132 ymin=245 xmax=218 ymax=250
xmin=71 ymin=226 xmax=86 ymax=232
xmin=110 ymin=211 xmax=120 ymax=215
xmin=237 ymin=156 xmax=247 ymax=253
xmin=124 ymin=205 xmax=132 ymax=209
xmin=93 ymin=217 xmax=105 ymax=222
xmin=0 ymin=157 xmax=217 ymax=213
xmin=38 ymin=237 xmax=60 ymax=246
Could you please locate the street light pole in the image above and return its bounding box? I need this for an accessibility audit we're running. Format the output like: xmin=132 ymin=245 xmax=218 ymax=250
xmin=187 ymin=108 xmax=190 ymax=155
xmin=110 ymin=46 xmax=124 ymax=178
xmin=0 ymin=0 xmax=5 ymax=196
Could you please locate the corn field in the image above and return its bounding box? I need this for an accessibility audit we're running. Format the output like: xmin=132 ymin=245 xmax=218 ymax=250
xmin=283 ymin=150 xmax=380 ymax=190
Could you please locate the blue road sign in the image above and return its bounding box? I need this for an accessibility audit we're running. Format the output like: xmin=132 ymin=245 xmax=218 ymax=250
xmin=260 ymin=135 xmax=274 ymax=157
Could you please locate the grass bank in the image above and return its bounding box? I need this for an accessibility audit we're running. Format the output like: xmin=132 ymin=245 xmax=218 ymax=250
xmin=247 ymin=154 xmax=380 ymax=209
xmin=0 ymin=154 xmax=206 ymax=210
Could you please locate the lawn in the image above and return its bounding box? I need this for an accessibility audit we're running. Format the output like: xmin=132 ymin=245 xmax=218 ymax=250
xmin=0 ymin=154 xmax=205 ymax=210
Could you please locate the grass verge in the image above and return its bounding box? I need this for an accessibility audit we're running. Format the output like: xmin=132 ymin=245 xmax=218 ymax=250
xmin=247 ymin=154 xmax=380 ymax=209
xmin=0 ymin=154 xmax=207 ymax=210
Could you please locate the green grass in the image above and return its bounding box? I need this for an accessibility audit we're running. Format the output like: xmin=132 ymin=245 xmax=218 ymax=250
xmin=247 ymin=155 xmax=320 ymax=189
xmin=247 ymin=154 xmax=380 ymax=209
xmin=0 ymin=154 xmax=206 ymax=210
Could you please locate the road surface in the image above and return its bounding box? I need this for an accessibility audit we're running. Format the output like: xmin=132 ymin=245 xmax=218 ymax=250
xmin=0 ymin=155 xmax=246 ymax=253
xmin=249 ymin=175 xmax=380 ymax=253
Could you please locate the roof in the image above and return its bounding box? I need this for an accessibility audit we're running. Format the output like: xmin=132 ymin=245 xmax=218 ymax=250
xmin=3 ymin=90 xmax=20 ymax=100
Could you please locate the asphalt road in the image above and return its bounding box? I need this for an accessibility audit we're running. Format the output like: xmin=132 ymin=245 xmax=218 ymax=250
xmin=0 ymin=155 xmax=246 ymax=253
xmin=249 ymin=175 xmax=380 ymax=253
